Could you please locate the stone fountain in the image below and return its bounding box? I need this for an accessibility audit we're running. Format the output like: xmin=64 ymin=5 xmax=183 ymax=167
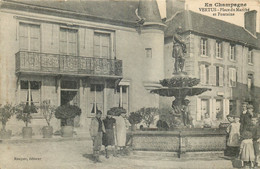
xmin=130 ymin=29 xmax=227 ymax=158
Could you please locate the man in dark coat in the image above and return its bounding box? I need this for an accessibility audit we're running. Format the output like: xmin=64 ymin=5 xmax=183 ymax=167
xmin=241 ymin=104 xmax=254 ymax=133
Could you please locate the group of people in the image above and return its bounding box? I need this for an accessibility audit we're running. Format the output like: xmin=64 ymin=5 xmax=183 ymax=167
xmin=226 ymin=102 xmax=260 ymax=168
xmin=89 ymin=110 xmax=128 ymax=163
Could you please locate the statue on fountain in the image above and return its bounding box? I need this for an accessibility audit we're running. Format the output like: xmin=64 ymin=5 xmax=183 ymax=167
xmin=172 ymin=98 xmax=193 ymax=128
xmin=172 ymin=26 xmax=186 ymax=73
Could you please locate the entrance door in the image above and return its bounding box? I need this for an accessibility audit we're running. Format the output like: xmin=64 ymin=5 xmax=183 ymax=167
xmin=60 ymin=80 xmax=80 ymax=127
xmin=61 ymin=91 xmax=78 ymax=106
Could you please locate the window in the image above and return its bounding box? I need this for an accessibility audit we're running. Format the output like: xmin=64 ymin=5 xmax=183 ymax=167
xmin=215 ymin=99 xmax=223 ymax=120
xmin=200 ymin=38 xmax=208 ymax=56
xmin=90 ymin=84 xmax=104 ymax=115
xmin=216 ymin=66 xmax=224 ymax=86
xmin=20 ymin=80 xmax=41 ymax=116
xmin=60 ymin=28 xmax=78 ymax=56
xmin=201 ymin=99 xmax=209 ymax=120
xmin=247 ymin=74 xmax=254 ymax=90
xmin=248 ymin=49 xmax=253 ymax=64
xmin=94 ymin=32 xmax=111 ymax=58
xmin=116 ymin=85 xmax=129 ymax=111
xmin=145 ymin=48 xmax=152 ymax=58
xmin=229 ymin=68 xmax=237 ymax=87
xmin=200 ymin=64 xmax=210 ymax=85
xmin=229 ymin=44 xmax=236 ymax=61
xmin=215 ymin=41 xmax=223 ymax=59
xmin=19 ymin=23 xmax=40 ymax=52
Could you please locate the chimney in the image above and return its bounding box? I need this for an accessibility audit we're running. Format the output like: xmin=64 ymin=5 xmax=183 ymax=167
xmin=166 ymin=0 xmax=185 ymax=19
xmin=244 ymin=10 xmax=257 ymax=36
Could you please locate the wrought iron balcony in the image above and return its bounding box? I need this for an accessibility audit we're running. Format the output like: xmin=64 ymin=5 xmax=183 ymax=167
xmin=15 ymin=51 xmax=123 ymax=77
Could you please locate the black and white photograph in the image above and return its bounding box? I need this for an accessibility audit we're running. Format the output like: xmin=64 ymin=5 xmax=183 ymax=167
xmin=0 ymin=0 xmax=260 ymax=168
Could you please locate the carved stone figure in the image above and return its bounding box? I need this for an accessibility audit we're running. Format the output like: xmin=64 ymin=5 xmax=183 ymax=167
xmin=172 ymin=26 xmax=186 ymax=73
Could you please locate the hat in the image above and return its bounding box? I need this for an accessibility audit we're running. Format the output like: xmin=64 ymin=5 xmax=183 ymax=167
xmin=107 ymin=110 xmax=113 ymax=116
xmin=242 ymin=102 xmax=248 ymax=105
xmin=247 ymin=105 xmax=254 ymax=109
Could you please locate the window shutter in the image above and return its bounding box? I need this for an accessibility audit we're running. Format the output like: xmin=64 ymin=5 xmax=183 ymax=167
xmin=210 ymin=65 xmax=216 ymax=86
xmin=200 ymin=64 xmax=205 ymax=84
xmin=212 ymin=99 xmax=216 ymax=120
xmin=197 ymin=97 xmax=201 ymax=120
xmin=215 ymin=42 xmax=217 ymax=58
xmin=206 ymin=39 xmax=209 ymax=56
xmin=224 ymin=99 xmax=229 ymax=117
xmin=19 ymin=24 xmax=29 ymax=51
xmin=219 ymin=67 xmax=224 ymax=86
xmin=200 ymin=39 xmax=203 ymax=55
xmin=86 ymin=29 xmax=94 ymax=58
xmin=234 ymin=69 xmax=237 ymax=87
xmin=29 ymin=25 xmax=40 ymax=52
xmin=209 ymin=98 xmax=213 ymax=118
xmin=221 ymin=42 xmax=224 ymax=58
xmin=229 ymin=68 xmax=232 ymax=87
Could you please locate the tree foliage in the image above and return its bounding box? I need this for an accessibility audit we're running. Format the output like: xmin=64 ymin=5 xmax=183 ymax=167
xmin=138 ymin=107 xmax=160 ymax=128
xmin=0 ymin=103 xmax=15 ymax=131
xmin=55 ymin=104 xmax=81 ymax=120
xmin=128 ymin=112 xmax=142 ymax=125
xmin=39 ymin=100 xmax=56 ymax=126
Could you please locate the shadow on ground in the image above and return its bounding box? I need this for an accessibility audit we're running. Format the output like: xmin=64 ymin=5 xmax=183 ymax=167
xmin=83 ymin=153 xmax=95 ymax=162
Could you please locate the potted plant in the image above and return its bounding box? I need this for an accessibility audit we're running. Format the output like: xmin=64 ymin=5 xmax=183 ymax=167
xmin=15 ymin=103 xmax=37 ymax=139
xmin=138 ymin=107 xmax=160 ymax=128
xmin=40 ymin=100 xmax=56 ymax=138
xmin=55 ymin=104 xmax=81 ymax=137
xmin=0 ymin=103 xmax=15 ymax=139
xmin=128 ymin=112 xmax=142 ymax=131
xmin=107 ymin=107 xmax=127 ymax=116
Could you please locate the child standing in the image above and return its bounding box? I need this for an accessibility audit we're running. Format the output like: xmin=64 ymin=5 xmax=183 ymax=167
xmin=239 ymin=131 xmax=255 ymax=168
xmin=226 ymin=115 xmax=240 ymax=157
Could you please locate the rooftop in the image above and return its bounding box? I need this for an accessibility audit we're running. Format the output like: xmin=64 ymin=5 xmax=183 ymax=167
xmin=165 ymin=10 xmax=259 ymax=48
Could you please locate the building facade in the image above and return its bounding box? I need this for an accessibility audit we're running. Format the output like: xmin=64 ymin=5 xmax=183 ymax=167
xmin=164 ymin=5 xmax=260 ymax=127
xmin=0 ymin=0 xmax=165 ymax=135
xmin=0 ymin=0 xmax=259 ymax=136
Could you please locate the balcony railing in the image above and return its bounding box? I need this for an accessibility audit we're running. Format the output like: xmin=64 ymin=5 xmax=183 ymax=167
xmin=16 ymin=51 xmax=123 ymax=77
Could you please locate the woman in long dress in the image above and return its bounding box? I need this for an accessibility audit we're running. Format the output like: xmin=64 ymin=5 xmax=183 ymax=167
xmin=114 ymin=113 xmax=127 ymax=154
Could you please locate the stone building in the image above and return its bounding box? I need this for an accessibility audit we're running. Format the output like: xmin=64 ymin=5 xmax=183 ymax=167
xmin=0 ymin=0 xmax=259 ymax=136
xmin=0 ymin=0 xmax=165 ymax=135
xmin=164 ymin=2 xmax=260 ymax=126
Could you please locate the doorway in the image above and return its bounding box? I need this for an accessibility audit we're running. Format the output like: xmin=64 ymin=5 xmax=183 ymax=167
xmin=60 ymin=80 xmax=80 ymax=127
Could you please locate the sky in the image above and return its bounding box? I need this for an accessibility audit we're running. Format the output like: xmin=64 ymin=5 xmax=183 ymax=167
xmin=156 ymin=0 xmax=260 ymax=32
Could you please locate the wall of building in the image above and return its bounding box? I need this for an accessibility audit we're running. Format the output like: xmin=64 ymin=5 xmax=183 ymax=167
xmin=0 ymin=8 xmax=165 ymax=135
xmin=164 ymin=31 xmax=260 ymax=127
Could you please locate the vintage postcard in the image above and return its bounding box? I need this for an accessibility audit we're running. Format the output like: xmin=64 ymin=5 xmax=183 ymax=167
xmin=0 ymin=0 xmax=260 ymax=168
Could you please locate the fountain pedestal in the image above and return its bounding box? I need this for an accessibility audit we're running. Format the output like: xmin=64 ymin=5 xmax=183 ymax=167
xmin=130 ymin=128 xmax=227 ymax=158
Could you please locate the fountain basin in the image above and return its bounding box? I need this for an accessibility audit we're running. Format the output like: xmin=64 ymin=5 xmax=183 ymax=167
xmin=130 ymin=128 xmax=227 ymax=158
